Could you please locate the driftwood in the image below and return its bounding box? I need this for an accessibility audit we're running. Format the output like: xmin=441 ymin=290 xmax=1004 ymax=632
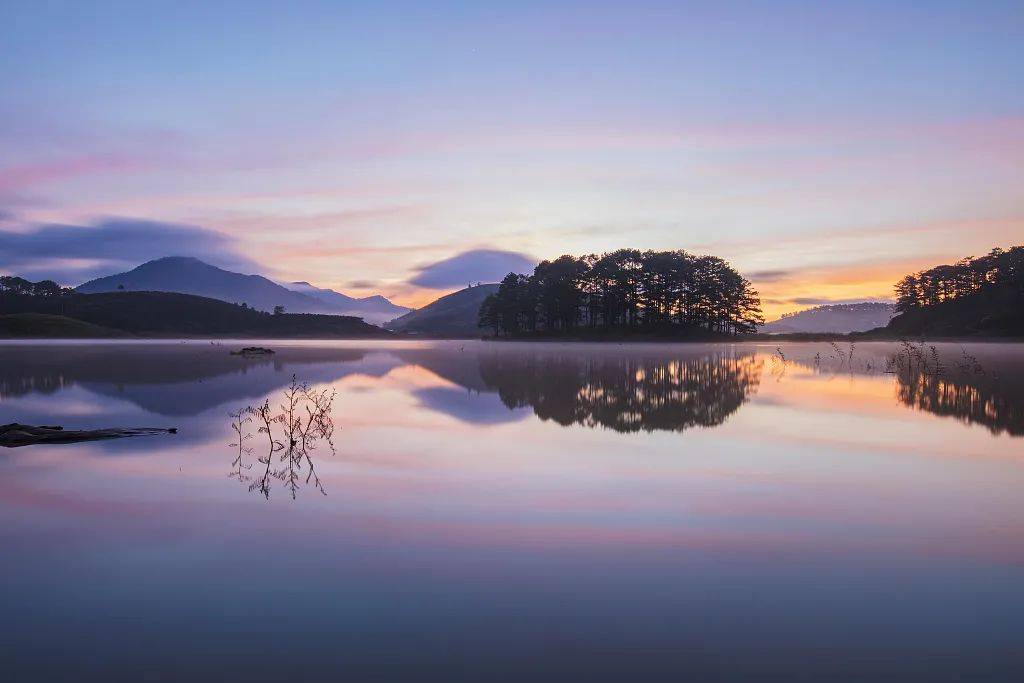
xmin=230 ymin=347 xmax=275 ymax=357
xmin=0 ymin=423 xmax=177 ymax=448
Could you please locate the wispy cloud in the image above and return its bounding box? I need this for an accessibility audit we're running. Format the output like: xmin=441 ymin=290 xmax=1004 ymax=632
xmin=347 ymin=279 xmax=382 ymax=289
xmin=0 ymin=155 xmax=144 ymax=193
xmin=0 ymin=218 xmax=259 ymax=284
xmin=747 ymin=269 xmax=793 ymax=283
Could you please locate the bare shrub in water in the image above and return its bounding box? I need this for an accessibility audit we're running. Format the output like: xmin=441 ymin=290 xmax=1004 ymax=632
xmin=229 ymin=376 xmax=337 ymax=499
xmin=228 ymin=409 xmax=253 ymax=483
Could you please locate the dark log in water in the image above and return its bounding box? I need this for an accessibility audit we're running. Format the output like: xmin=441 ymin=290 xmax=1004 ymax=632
xmin=0 ymin=423 xmax=177 ymax=448
xmin=230 ymin=347 xmax=276 ymax=356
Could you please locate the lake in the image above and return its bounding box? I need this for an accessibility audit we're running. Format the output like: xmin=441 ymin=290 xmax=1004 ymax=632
xmin=1 ymin=340 xmax=1022 ymax=681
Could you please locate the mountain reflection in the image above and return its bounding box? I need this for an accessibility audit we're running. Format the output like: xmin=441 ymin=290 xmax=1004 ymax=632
xmin=477 ymin=351 xmax=763 ymax=433
xmin=0 ymin=345 xmax=378 ymax=416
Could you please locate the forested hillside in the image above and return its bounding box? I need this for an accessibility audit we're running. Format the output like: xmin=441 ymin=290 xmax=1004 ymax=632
xmin=885 ymin=247 xmax=1024 ymax=337
xmin=0 ymin=287 xmax=391 ymax=338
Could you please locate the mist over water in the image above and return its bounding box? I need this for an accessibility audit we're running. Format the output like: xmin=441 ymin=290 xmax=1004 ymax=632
xmin=1 ymin=340 xmax=1023 ymax=680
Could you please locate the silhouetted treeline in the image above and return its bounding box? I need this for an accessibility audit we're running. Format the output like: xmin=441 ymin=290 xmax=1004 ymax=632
xmin=479 ymin=249 xmax=763 ymax=337
xmin=0 ymin=290 xmax=391 ymax=338
xmin=0 ymin=276 xmax=74 ymax=297
xmin=895 ymin=246 xmax=1024 ymax=313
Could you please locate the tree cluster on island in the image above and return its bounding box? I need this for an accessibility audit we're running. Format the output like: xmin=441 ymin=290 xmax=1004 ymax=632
xmin=882 ymin=245 xmax=1024 ymax=337
xmin=478 ymin=249 xmax=763 ymax=338
xmin=895 ymin=247 xmax=1023 ymax=312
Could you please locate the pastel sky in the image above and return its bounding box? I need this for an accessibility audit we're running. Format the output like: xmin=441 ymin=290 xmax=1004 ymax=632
xmin=1 ymin=1 xmax=1022 ymax=317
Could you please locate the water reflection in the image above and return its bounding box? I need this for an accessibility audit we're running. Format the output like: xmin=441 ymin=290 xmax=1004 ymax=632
xmin=2 ymin=342 xmax=1024 ymax=680
xmin=780 ymin=343 xmax=1024 ymax=438
xmin=477 ymin=350 xmax=763 ymax=433
xmin=0 ymin=344 xmax=372 ymax=415
xmin=0 ymin=342 xmax=1021 ymax=439
xmin=896 ymin=365 xmax=1024 ymax=437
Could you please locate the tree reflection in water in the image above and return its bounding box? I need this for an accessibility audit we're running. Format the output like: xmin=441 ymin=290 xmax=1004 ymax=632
xmin=895 ymin=363 xmax=1023 ymax=437
xmin=478 ymin=351 xmax=763 ymax=433
xmin=783 ymin=343 xmax=1024 ymax=438
xmin=229 ymin=376 xmax=336 ymax=498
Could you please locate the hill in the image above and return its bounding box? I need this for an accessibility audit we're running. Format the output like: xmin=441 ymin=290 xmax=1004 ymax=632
xmin=386 ymin=284 xmax=498 ymax=337
xmin=0 ymin=313 xmax=129 ymax=338
xmin=0 ymin=291 xmax=391 ymax=338
xmin=76 ymin=256 xmax=407 ymax=323
xmin=859 ymin=245 xmax=1024 ymax=338
xmin=761 ymin=302 xmax=894 ymax=334
xmin=878 ymin=288 xmax=1024 ymax=338
xmin=287 ymin=281 xmax=409 ymax=325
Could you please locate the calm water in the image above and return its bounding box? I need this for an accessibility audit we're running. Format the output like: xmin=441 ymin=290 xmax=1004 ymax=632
xmin=1 ymin=340 xmax=1022 ymax=681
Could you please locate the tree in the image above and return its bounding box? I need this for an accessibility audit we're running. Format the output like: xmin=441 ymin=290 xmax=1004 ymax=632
xmin=480 ymin=272 xmax=532 ymax=336
xmin=533 ymin=255 xmax=587 ymax=332
xmin=273 ymin=305 xmax=285 ymax=316
xmin=477 ymin=248 xmax=762 ymax=338
xmin=30 ymin=280 xmax=64 ymax=297
xmin=478 ymin=293 xmax=501 ymax=334
xmin=0 ymin=276 xmax=32 ymax=295
xmin=1 ymin=276 xmax=74 ymax=297
xmin=893 ymin=245 xmax=1024 ymax=311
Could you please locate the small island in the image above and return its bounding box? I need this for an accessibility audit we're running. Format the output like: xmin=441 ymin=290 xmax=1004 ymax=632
xmin=478 ymin=249 xmax=763 ymax=339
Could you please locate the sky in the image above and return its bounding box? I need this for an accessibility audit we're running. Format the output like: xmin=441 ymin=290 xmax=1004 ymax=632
xmin=1 ymin=0 xmax=1021 ymax=318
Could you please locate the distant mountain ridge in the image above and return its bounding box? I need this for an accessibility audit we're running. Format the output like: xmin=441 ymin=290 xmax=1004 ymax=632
xmin=386 ymin=283 xmax=498 ymax=337
xmin=761 ymin=302 xmax=894 ymax=334
xmin=287 ymin=281 xmax=409 ymax=325
xmin=76 ymin=256 xmax=406 ymax=324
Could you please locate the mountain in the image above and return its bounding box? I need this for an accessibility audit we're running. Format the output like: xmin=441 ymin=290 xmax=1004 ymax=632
xmin=761 ymin=302 xmax=895 ymax=334
xmin=1 ymin=290 xmax=390 ymax=338
xmin=76 ymin=257 xmax=407 ymax=324
xmin=287 ymin=281 xmax=409 ymax=325
xmin=77 ymin=257 xmax=329 ymax=313
xmin=386 ymin=283 xmax=499 ymax=337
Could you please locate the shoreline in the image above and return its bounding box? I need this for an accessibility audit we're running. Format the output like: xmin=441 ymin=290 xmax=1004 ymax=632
xmin=1 ymin=334 xmax=1021 ymax=344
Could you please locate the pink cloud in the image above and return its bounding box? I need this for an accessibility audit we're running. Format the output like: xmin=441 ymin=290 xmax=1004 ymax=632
xmin=0 ymin=155 xmax=144 ymax=192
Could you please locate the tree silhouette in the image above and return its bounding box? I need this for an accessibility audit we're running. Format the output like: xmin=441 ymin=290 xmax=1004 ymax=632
xmin=0 ymin=276 xmax=73 ymax=296
xmin=479 ymin=249 xmax=762 ymax=337
xmin=895 ymin=246 xmax=1024 ymax=313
